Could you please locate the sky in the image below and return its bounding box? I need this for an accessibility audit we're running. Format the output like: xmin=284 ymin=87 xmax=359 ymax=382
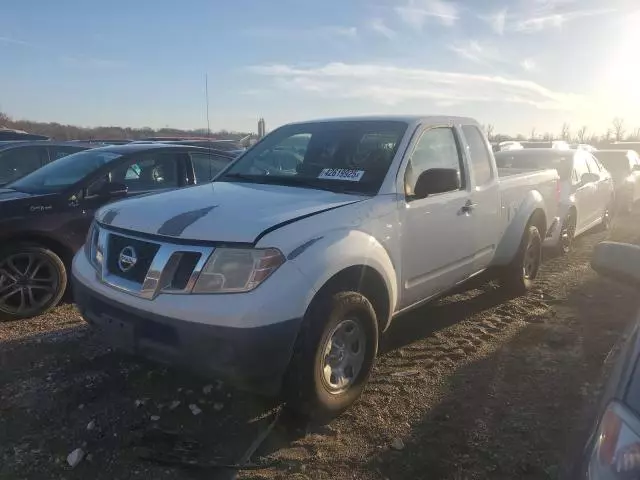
xmin=1 ymin=0 xmax=639 ymax=136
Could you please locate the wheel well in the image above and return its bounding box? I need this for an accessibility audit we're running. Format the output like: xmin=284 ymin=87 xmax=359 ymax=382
xmin=0 ymin=234 xmax=74 ymax=266
xmin=316 ymin=265 xmax=391 ymax=332
xmin=530 ymin=208 xmax=547 ymax=238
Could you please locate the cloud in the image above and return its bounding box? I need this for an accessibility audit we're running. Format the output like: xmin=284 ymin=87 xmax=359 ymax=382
xmin=395 ymin=0 xmax=459 ymax=29
xmin=247 ymin=62 xmax=582 ymax=110
xmin=369 ymin=18 xmax=396 ymax=39
xmin=0 ymin=36 xmax=35 ymax=47
xmin=521 ymin=58 xmax=536 ymax=71
xmin=481 ymin=8 xmax=508 ymax=35
xmin=514 ymin=7 xmax=616 ymax=33
xmin=244 ymin=25 xmax=357 ymax=39
xmin=449 ymin=40 xmax=499 ymax=65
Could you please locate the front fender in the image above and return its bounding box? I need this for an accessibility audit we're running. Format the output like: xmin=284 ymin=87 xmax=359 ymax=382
xmin=289 ymin=230 xmax=398 ymax=328
xmin=491 ymin=190 xmax=546 ymax=266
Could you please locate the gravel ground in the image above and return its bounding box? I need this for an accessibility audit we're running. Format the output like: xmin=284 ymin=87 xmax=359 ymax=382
xmin=2 ymin=212 xmax=640 ymax=480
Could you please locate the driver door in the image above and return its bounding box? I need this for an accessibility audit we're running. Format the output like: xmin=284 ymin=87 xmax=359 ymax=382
xmin=69 ymin=151 xmax=188 ymax=246
xmin=398 ymin=126 xmax=475 ymax=309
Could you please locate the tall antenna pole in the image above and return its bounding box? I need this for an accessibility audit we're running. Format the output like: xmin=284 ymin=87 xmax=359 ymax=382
xmin=205 ymin=74 xmax=211 ymax=137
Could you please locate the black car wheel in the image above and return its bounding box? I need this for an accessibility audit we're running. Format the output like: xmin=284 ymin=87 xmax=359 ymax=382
xmin=283 ymin=291 xmax=379 ymax=421
xmin=556 ymin=212 xmax=576 ymax=256
xmin=500 ymin=224 xmax=542 ymax=295
xmin=0 ymin=243 xmax=67 ymax=321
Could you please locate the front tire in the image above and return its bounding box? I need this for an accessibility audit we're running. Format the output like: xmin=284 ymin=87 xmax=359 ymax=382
xmin=0 ymin=243 xmax=67 ymax=321
xmin=283 ymin=291 xmax=378 ymax=420
xmin=500 ymin=225 xmax=542 ymax=295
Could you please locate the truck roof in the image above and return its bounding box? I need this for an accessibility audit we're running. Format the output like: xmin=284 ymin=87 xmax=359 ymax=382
xmin=286 ymin=115 xmax=480 ymax=128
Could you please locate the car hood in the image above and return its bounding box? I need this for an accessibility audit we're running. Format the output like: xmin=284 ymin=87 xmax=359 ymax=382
xmin=96 ymin=181 xmax=366 ymax=243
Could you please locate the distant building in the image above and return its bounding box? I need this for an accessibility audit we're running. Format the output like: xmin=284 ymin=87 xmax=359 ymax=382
xmin=258 ymin=117 xmax=266 ymax=138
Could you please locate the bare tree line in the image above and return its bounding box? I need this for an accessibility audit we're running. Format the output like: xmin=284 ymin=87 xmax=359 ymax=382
xmin=0 ymin=111 xmax=251 ymax=141
xmin=484 ymin=118 xmax=640 ymax=145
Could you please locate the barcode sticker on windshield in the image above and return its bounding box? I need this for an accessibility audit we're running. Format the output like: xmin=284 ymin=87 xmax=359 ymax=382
xmin=318 ymin=168 xmax=365 ymax=182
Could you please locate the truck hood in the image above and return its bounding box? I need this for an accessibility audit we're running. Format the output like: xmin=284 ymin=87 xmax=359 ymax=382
xmin=96 ymin=181 xmax=366 ymax=243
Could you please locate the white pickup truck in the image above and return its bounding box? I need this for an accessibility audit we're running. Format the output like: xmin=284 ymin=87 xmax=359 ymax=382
xmin=72 ymin=116 xmax=559 ymax=418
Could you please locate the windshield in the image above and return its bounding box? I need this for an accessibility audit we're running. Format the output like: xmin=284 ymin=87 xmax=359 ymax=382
xmin=495 ymin=151 xmax=572 ymax=178
xmin=7 ymin=149 xmax=121 ymax=194
xmin=217 ymin=120 xmax=407 ymax=195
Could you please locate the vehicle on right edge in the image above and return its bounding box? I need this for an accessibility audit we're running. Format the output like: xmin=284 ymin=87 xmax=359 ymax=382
xmin=72 ymin=115 xmax=560 ymax=419
xmin=495 ymin=148 xmax=614 ymax=255
xmin=592 ymin=149 xmax=640 ymax=214
xmin=570 ymin=241 xmax=640 ymax=479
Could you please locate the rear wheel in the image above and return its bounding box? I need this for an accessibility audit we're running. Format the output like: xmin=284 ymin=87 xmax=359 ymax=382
xmin=500 ymin=225 xmax=542 ymax=295
xmin=283 ymin=291 xmax=378 ymax=420
xmin=597 ymin=203 xmax=613 ymax=231
xmin=0 ymin=243 xmax=67 ymax=321
xmin=555 ymin=212 xmax=576 ymax=256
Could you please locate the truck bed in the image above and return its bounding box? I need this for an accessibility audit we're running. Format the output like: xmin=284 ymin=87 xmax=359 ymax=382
xmin=497 ymin=167 xmax=559 ymax=234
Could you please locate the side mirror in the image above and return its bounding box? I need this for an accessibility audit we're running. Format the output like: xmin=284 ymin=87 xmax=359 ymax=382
xmin=591 ymin=242 xmax=640 ymax=288
xmin=580 ymin=172 xmax=599 ymax=185
xmin=413 ymin=168 xmax=460 ymax=199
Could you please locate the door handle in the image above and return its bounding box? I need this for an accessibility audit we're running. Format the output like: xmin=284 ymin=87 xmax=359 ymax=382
xmin=461 ymin=200 xmax=477 ymax=214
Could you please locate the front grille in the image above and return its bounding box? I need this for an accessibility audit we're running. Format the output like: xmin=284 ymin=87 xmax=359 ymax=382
xmin=106 ymin=234 xmax=160 ymax=283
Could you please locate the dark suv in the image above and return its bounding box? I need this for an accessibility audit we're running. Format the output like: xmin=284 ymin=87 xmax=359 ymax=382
xmin=0 ymin=143 xmax=235 ymax=321
xmin=0 ymin=141 xmax=94 ymax=186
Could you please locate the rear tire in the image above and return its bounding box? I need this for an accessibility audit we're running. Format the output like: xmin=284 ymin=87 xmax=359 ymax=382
xmin=553 ymin=212 xmax=576 ymax=256
xmin=0 ymin=243 xmax=67 ymax=321
xmin=597 ymin=203 xmax=613 ymax=231
xmin=500 ymin=225 xmax=542 ymax=296
xmin=283 ymin=291 xmax=378 ymax=421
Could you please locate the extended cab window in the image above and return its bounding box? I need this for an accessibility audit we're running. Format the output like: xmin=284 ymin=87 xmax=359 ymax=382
xmin=573 ymin=154 xmax=590 ymax=184
xmin=462 ymin=125 xmax=493 ymax=186
xmin=585 ymin=154 xmax=602 ymax=174
xmin=404 ymin=127 xmax=463 ymax=197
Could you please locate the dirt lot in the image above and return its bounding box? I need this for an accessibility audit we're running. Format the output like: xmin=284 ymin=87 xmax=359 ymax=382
xmin=2 ymin=213 xmax=640 ymax=480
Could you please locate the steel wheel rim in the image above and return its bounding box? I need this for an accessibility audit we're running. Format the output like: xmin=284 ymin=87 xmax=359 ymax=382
xmin=523 ymin=235 xmax=540 ymax=280
xmin=0 ymin=253 xmax=59 ymax=315
xmin=321 ymin=318 xmax=366 ymax=394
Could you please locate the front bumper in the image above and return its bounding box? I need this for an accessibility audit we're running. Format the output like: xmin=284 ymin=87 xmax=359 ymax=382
xmin=72 ymin=253 xmax=312 ymax=395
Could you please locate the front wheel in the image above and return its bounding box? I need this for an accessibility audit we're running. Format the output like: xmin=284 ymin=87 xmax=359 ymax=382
xmin=500 ymin=225 xmax=542 ymax=295
xmin=0 ymin=243 xmax=67 ymax=321
xmin=283 ymin=291 xmax=379 ymax=420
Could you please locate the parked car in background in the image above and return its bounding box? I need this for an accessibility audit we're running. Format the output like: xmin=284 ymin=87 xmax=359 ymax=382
xmin=163 ymin=139 xmax=245 ymax=152
xmin=498 ymin=140 xmax=523 ymax=151
xmin=73 ymin=115 xmax=560 ymax=419
xmin=68 ymin=139 xmax=133 ymax=146
xmin=569 ymin=241 xmax=640 ymax=479
xmin=0 ymin=128 xmax=49 ymax=141
xmin=593 ymin=150 xmax=640 ymax=213
xmin=520 ymin=140 xmax=571 ymax=150
xmin=608 ymin=142 xmax=640 ymax=152
xmin=572 ymin=143 xmax=598 ymax=152
xmin=0 ymin=144 xmax=235 ymax=321
xmin=495 ymin=148 xmax=614 ymax=254
xmin=0 ymin=141 xmax=93 ymax=186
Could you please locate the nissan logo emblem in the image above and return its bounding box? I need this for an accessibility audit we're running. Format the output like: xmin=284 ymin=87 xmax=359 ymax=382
xmin=118 ymin=246 xmax=138 ymax=272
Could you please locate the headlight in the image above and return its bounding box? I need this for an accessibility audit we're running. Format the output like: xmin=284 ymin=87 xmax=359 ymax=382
xmin=588 ymin=402 xmax=640 ymax=478
xmin=193 ymin=248 xmax=284 ymax=293
xmin=84 ymin=221 xmax=101 ymax=270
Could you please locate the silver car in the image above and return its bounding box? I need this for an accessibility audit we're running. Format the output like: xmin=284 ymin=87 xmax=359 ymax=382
xmin=495 ymin=148 xmax=615 ymax=254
